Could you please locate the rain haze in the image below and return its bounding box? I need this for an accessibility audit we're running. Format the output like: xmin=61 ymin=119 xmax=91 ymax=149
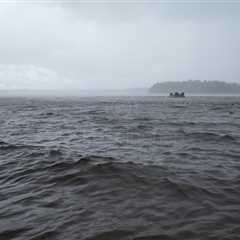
xmin=1 ymin=2 xmax=240 ymax=240
xmin=0 ymin=0 xmax=240 ymax=91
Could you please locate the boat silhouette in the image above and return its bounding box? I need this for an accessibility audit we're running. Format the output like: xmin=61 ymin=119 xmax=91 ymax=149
xmin=169 ymin=92 xmax=185 ymax=98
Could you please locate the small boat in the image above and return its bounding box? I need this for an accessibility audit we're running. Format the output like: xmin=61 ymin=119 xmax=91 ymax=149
xmin=169 ymin=92 xmax=185 ymax=98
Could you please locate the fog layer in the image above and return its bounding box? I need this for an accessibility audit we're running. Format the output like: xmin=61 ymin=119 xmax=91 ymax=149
xmin=0 ymin=1 xmax=240 ymax=90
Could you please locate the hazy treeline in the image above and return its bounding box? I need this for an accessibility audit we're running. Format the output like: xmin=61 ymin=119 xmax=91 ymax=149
xmin=149 ymin=80 xmax=240 ymax=94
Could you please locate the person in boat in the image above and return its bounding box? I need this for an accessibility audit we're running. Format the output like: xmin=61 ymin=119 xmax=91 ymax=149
xmin=169 ymin=92 xmax=185 ymax=97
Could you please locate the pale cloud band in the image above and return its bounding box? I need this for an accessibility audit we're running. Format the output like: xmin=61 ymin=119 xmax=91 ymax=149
xmin=0 ymin=64 xmax=75 ymax=90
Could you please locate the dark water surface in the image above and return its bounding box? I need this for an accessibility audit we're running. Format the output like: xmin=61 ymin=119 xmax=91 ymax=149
xmin=0 ymin=96 xmax=240 ymax=240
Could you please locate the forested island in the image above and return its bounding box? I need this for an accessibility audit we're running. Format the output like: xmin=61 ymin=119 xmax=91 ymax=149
xmin=149 ymin=80 xmax=240 ymax=94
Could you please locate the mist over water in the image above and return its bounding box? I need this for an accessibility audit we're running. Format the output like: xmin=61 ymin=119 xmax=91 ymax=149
xmin=1 ymin=1 xmax=240 ymax=239
xmin=1 ymin=96 xmax=240 ymax=240
xmin=1 ymin=2 xmax=240 ymax=89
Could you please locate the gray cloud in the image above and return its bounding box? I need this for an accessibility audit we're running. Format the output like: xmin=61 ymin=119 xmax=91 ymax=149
xmin=0 ymin=1 xmax=240 ymax=89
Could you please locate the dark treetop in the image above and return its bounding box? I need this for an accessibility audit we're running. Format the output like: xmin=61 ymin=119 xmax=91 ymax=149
xmin=149 ymin=80 xmax=240 ymax=94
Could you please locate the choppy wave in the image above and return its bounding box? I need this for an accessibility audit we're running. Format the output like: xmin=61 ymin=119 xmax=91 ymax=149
xmin=0 ymin=96 xmax=240 ymax=240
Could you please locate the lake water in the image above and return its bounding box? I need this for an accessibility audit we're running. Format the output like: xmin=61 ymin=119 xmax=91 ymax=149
xmin=0 ymin=96 xmax=240 ymax=240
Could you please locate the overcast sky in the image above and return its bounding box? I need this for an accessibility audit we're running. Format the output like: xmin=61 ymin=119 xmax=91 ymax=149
xmin=0 ymin=0 xmax=240 ymax=90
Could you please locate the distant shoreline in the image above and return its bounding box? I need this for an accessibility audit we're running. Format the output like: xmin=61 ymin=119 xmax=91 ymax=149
xmin=1 ymin=81 xmax=240 ymax=97
xmin=0 ymin=90 xmax=240 ymax=98
xmin=149 ymin=80 xmax=240 ymax=95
